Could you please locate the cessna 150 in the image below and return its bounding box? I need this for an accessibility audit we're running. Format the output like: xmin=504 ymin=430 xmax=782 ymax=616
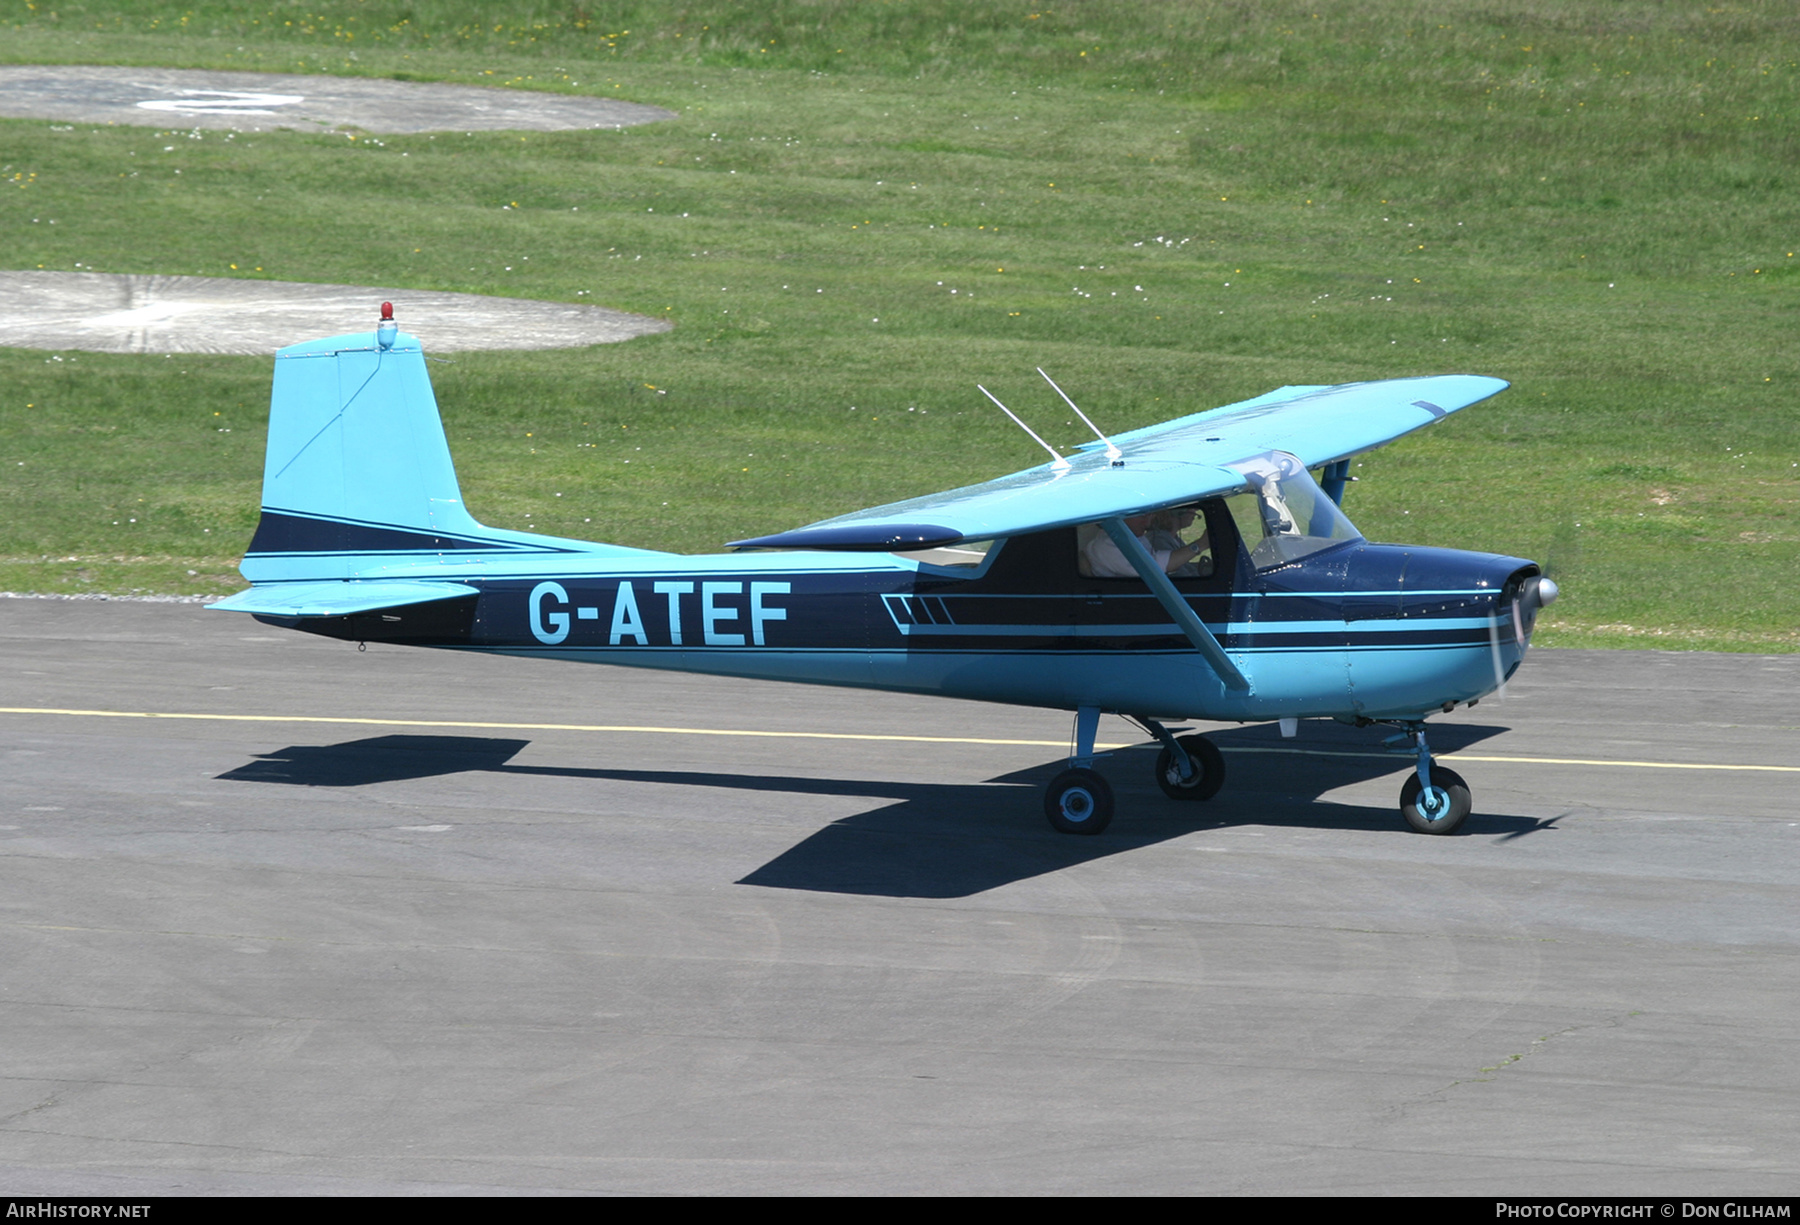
xmin=210 ymin=307 xmax=1557 ymax=836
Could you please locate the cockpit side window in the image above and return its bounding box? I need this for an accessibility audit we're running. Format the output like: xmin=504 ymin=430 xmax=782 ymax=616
xmin=1075 ymin=506 xmax=1216 ymax=580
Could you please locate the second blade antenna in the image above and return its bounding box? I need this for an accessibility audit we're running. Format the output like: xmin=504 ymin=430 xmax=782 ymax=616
xmin=979 ymin=384 xmax=1070 ymax=471
xmin=1039 ymin=367 xmax=1122 ymax=464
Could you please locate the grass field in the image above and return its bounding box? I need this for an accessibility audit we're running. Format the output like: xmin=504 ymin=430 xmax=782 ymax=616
xmin=2 ymin=1 xmax=1796 ymax=650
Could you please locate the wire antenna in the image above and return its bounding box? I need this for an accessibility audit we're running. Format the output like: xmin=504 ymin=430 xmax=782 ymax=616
xmin=1038 ymin=367 xmax=1122 ymax=464
xmin=979 ymin=384 xmax=1070 ymax=471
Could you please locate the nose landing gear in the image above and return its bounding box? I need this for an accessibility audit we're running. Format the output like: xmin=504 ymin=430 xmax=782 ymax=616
xmin=1390 ymin=721 xmax=1472 ymax=835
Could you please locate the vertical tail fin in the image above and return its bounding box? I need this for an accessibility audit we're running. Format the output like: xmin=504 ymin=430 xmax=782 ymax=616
xmin=242 ymin=328 xmax=490 ymax=580
xmin=239 ymin=321 xmax=664 ymax=584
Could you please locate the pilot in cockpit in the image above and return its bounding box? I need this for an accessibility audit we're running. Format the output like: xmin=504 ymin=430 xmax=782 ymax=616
xmin=1147 ymin=506 xmax=1212 ymax=577
xmin=1078 ymin=507 xmax=1210 ymax=578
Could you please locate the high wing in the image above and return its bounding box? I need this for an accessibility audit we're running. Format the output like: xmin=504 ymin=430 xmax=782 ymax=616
xmin=729 ymin=375 xmax=1507 ymax=550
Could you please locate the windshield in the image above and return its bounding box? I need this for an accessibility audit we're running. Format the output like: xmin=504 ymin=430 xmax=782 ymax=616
xmin=1225 ymin=451 xmax=1362 ymax=570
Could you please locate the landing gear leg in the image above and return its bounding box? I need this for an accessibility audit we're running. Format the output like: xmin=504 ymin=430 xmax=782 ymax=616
xmin=1393 ymin=721 xmax=1471 ymax=835
xmin=1045 ymin=705 xmax=1114 ymax=835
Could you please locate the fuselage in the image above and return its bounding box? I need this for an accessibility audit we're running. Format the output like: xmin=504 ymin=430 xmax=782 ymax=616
xmin=252 ymin=501 xmax=1541 ymax=724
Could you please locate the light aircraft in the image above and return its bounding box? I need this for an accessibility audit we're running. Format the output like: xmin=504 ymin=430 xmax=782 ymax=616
xmin=210 ymin=305 xmax=1557 ymax=836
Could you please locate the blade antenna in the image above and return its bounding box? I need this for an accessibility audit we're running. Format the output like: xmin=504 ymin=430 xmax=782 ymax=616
xmin=1038 ymin=367 xmax=1122 ymax=464
xmin=979 ymin=384 xmax=1070 ymax=471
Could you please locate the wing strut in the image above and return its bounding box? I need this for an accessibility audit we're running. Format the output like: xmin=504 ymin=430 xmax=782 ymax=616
xmin=1100 ymin=518 xmax=1251 ymax=692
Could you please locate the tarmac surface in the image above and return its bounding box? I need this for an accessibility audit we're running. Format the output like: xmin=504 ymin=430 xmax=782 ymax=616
xmin=0 ymin=271 xmax=672 ymax=355
xmin=0 ymin=66 xmax=676 ymax=134
xmin=0 ymin=597 xmax=1795 ymax=1195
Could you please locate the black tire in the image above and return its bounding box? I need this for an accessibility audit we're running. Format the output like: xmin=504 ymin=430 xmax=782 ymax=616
xmin=1155 ymin=734 xmax=1226 ymax=802
xmin=1400 ymin=766 xmax=1472 ymax=835
xmin=1044 ymin=767 xmax=1114 ymax=835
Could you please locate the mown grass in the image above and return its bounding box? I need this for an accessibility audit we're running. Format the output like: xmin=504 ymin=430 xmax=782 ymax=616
xmin=2 ymin=1 xmax=1797 ymax=650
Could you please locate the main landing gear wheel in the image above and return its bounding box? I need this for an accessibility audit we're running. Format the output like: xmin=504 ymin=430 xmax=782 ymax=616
xmin=1400 ymin=766 xmax=1471 ymax=835
xmin=1155 ymin=734 xmax=1225 ymax=802
xmin=1045 ymin=768 xmax=1114 ymax=835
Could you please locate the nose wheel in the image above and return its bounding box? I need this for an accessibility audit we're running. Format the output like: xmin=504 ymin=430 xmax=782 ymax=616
xmin=1400 ymin=767 xmax=1471 ymax=834
xmin=1391 ymin=722 xmax=1472 ymax=835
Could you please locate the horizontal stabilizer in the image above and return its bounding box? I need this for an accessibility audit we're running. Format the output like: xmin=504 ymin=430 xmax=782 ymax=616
xmin=207 ymin=580 xmax=480 ymax=618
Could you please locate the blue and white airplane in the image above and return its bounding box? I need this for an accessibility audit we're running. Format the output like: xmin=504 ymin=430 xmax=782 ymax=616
xmin=210 ymin=306 xmax=1557 ymax=836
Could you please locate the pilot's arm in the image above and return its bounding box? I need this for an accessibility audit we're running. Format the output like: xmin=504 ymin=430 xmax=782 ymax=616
xmin=1168 ymin=537 xmax=1207 ymax=572
xmin=1156 ymin=528 xmax=1210 ymax=576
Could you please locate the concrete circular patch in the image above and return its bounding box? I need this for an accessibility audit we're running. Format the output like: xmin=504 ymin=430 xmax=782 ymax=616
xmin=0 ymin=271 xmax=671 ymax=354
xmin=0 ymin=66 xmax=676 ymax=133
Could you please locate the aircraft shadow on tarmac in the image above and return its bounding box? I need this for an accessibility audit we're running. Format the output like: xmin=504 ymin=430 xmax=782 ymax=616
xmin=217 ymin=720 xmax=1551 ymax=898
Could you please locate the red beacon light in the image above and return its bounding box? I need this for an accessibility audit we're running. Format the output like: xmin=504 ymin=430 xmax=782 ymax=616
xmin=376 ymin=300 xmax=397 ymax=350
